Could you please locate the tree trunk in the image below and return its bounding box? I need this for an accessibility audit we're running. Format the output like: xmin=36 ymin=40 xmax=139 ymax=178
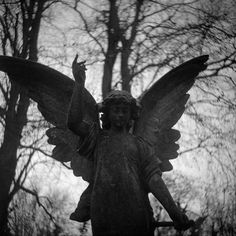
xmin=0 ymin=85 xmax=29 ymax=234
xmin=121 ymin=48 xmax=131 ymax=92
xmin=0 ymin=1 xmax=45 ymax=234
xmin=102 ymin=51 xmax=118 ymax=98
xmin=102 ymin=0 xmax=120 ymax=98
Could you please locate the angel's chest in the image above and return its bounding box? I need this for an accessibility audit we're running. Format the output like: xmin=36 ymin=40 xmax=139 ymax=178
xmin=95 ymin=134 xmax=139 ymax=168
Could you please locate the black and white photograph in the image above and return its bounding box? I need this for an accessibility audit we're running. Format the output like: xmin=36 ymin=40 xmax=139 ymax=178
xmin=0 ymin=0 xmax=235 ymax=235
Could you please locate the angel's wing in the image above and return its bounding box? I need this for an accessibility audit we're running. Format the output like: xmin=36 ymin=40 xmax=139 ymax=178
xmin=133 ymin=55 xmax=209 ymax=172
xmin=0 ymin=56 xmax=98 ymax=181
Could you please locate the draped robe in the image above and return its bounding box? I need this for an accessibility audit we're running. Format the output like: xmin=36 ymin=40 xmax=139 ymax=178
xmin=78 ymin=124 xmax=162 ymax=236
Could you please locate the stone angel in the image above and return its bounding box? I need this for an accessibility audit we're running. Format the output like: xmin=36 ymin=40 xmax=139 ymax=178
xmin=0 ymin=54 xmax=208 ymax=236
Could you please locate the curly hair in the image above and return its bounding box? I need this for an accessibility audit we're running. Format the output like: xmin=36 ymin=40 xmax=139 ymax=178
xmin=99 ymin=90 xmax=140 ymax=130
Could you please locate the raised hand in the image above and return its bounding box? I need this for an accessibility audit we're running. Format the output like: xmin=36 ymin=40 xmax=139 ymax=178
xmin=72 ymin=54 xmax=87 ymax=85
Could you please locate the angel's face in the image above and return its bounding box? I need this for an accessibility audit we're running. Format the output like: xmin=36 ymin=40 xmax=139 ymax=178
xmin=108 ymin=102 xmax=131 ymax=130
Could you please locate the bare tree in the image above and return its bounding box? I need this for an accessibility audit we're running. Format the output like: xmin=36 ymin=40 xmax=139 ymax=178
xmin=8 ymin=186 xmax=80 ymax=236
xmin=63 ymin=0 xmax=235 ymax=96
xmin=0 ymin=1 xmax=61 ymax=234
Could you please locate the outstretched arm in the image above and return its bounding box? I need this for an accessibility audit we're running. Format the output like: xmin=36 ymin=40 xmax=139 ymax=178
xmin=148 ymin=174 xmax=190 ymax=230
xmin=67 ymin=55 xmax=89 ymax=137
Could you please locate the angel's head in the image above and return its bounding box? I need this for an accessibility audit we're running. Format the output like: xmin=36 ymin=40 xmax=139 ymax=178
xmin=99 ymin=90 xmax=140 ymax=130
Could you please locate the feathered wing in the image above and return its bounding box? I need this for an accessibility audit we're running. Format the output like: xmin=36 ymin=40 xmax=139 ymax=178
xmin=133 ymin=55 xmax=209 ymax=172
xmin=0 ymin=56 xmax=99 ymax=181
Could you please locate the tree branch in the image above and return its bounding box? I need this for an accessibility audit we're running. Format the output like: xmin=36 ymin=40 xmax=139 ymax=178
xmin=18 ymin=184 xmax=57 ymax=224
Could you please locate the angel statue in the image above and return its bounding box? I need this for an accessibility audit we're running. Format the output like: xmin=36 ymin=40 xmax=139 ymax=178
xmin=0 ymin=54 xmax=208 ymax=236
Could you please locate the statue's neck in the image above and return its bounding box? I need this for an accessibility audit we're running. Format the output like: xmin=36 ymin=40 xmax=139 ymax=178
xmin=108 ymin=126 xmax=128 ymax=136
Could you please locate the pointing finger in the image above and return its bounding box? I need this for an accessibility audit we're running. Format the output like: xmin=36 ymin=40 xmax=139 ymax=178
xmin=72 ymin=54 xmax=78 ymax=67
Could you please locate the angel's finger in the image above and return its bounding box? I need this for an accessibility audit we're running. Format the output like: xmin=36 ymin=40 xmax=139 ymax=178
xmin=72 ymin=54 xmax=79 ymax=67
